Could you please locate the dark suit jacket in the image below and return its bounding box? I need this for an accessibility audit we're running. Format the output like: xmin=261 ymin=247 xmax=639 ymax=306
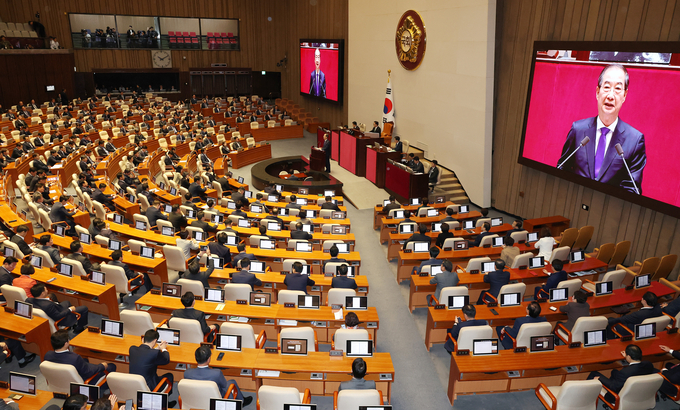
xmin=291 ymin=230 xmax=313 ymax=240
xmin=49 ymin=202 xmax=74 ymax=223
xmin=145 ymin=206 xmax=167 ymax=228
xmin=558 ymin=301 xmax=591 ymax=331
xmin=445 ymin=319 xmax=488 ymax=352
xmin=429 ymin=167 xmax=439 ymax=184
xmin=25 ymin=297 xmax=78 ymax=327
xmin=473 ymin=231 xmax=494 ymax=247
xmin=129 ymin=344 xmax=171 ymax=389
xmin=182 ymin=265 xmax=214 ymax=290
xmin=309 ymin=70 xmax=326 ymax=97
xmin=600 ymin=361 xmax=655 ymax=393
xmin=66 ymin=252 xmax=96 ymax=274
xmin=412 ymin=162 xmax=424 ymax=173
xmin=231 ymin=270 xmax=262 ymax=290
xmin=483 ymin=270 xmax=511 ymax=298
xmin=403 ymin=233 xmax=430 ymax=250
xmin=169 ymin=212 xmax=188 ymax=231
xmin=537 ymin=270 xmax=569 ymax=295
xmin=10 ymin=234 xmax=32 ymax=255
xmin=505 ymin=315 xmax=547 ymax=340
xmin=331 ymin=276 xmax=357 ymax=290
xmin=232 ymin=253 xmax=256 ymax=267
xmin=284 ymin=273 xmax=315 ymax=293
xmin=0 ymin=267 xmax=14 ymax=287
xmin=609 ymin=305 xmax=663 ymax=328
xmin=44 ymin=350 xmax=104 ymax=380
xmin=184 ymin=366 xmax=230 ymax=397
xmin=660 ymin=350 xmax=680 ymax=396
xmin=189 ymin=182 xmax=207 ymax=199
xmin=208 ymin=242 xmax=232 ymax=267
xmin=321 ymin=202 xmax=340 ymax=211
xmin=172 ymin=307 xmax=211 ymax=335
xmin=663 ymin=298 xmax=680 ymax=318
xmin=557 ymin=117 xmax=646 ymax=193
xmin=191 ymin=220 xmax=218 ymax=233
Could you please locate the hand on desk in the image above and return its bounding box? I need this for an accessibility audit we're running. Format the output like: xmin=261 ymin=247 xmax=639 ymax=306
xmin=157 ymin=340 xmax=168 ymax=351
xmin=661 ymin=302 xmax=669 ymax=308
xmin=660 ymin=345 xmax=672 ymax=353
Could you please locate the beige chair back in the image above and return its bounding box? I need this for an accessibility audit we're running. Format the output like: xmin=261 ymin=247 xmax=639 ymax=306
xmin=609 ymin=240 xmax=631 ymax=267
xmin=223 ymin=284 xmax=252 ymax=301
xmin=536 ymin=379 xmax=602 ymax=410
xmin=280 ymin=327 xmax=316 ymax=352
xmin=549 ymin=246 xmax=570 ymax=263
xmin=39 ymin=362 xmax=84 ymax=393
xmin=458 ymin=325 xmax=493 ymax=351
xmin=120 ymin=310 xmax=156 ymax=336
xmin=220 ymin=322 xmax=258 ymax=348
xmin=277 ymin=290 xmax=305 ymax=305
xmin=0 ymin=285 xmax=27 ymax=308
xmin=642 ymin=315 xmax=671 ymax=333
xmin=616 ymin=374 xmax=663 ymax=410
xmin=511 ymin=252 xmax=533 ymax=269
xmin=558 ymin=228 xmax=578 ymax=249
xmin=168 ymin=317 xmax=204 ymax=344
xmin=107 ymin=372 xmax=151 ymax=402
xmin=327 ymin=288 xmax=356 ymax=306
xmin=557 ymin=278 xmax=582 ymax=297
xmin=572 ymin=226 xmax=594 ymax=251
xmin=333 ymin=329 xmax=369 ymax=352
xmin=257 ymin=385 xmax=302 ymax=410
xmin=177 ymin=279 xmax=205 ymax=297
xmin=466 ymin=257 xmax=492 ymax=272
xmin=336 ymin=389 xmax=381 ymax=409
xmin=178 ymin=379 xmax=222 ymax=409
xmin=515 ymin=322 xmax=553 ymax=348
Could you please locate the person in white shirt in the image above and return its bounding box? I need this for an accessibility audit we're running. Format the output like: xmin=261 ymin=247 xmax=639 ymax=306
xmin=175 ymin=230 xmax=199 ymax=259
xmin=534 ymin=227 xmax=556 ymax=260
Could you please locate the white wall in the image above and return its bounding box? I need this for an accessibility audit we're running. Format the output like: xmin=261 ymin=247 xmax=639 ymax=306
xmin=348 ymin=0 xmax=496 ymax=206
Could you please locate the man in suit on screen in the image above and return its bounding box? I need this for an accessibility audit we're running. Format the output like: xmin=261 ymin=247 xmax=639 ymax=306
xmin=557 ymin=64 xmax=646 ymax=194
xmin=309 ymin=48 xmax=326 ymax=98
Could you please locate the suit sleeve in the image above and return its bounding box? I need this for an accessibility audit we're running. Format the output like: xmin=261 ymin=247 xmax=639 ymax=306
xmin=156 ymin=349 xmax=171 ymax=366
xmin=74 ymin=354 xmax=104 ymax=379
xmin=251 ymin=275 xmax=262 ymax=287
xmin=623 ymin=132 xmax=646 ymax=194
xmin=557 ymin=124 xmax=578 ymax=171
xmin=46 ymin=301 xmax=71 ymax=321
xmin=16 ymin=239 xmax=32 ymax=255
xmin=307 ymin=277 xmax=315 ymax=286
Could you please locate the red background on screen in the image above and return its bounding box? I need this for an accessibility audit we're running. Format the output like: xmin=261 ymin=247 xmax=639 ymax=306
xmin=300 ymin=46 xmax=339 ymax=101
xmin=523 ymin=60 xmax=680 ymax=206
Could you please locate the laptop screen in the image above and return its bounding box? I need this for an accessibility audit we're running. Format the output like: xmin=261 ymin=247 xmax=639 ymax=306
xmin=295 ymin=242 xmax=312 ymax=252
xmin=226 ymin=235 xmax=237 ymax=245
xmin=161 ymin=226 xmax=174 ymax=237
xmin=635 ymin=323 xmax=656 ymax=340
xmin=492 ymin=237 xmax=504 ymax=247
xmin=284 ymin=405 xmax=317 ymax=410
xmin=430 ymin=265 xmax=442 ymax=276
xmin=244 ymin=191 xmax=253 ymax=199
xmin=583 ymin=329 xmax=606 ymax=347
xmin=212 ymin=214 xmax=224 ymax=224
xmin=335 ymin=243 xmax=350 ymax=254
xmin=297 ymin=188 xmax=307 ymax=195
xmin=570 ymin=250 xmax=585 ymax=263
xmin=383 ymin=199 xmax=390 ymax=207
xmin=208 ymin=257 xmax=223 ymax=269
xmin=481 ymin=262 xmax=495 ymax=273
xmin=135 ymin=220 xmax=147 ymax=231
xmin=101 ymin=318 xmax=124 ymax=337
xmin=500 ymin=292 xmax=521 ymax=307
xmin=238 ymin=219 xmax=250 ymax=228
xmin=463 ymin=220 xmax=474 ymax=230
xmin=472 ymin=339 xmax=498 ymax=356
xmin=237 ymin=177 xmax=244 ymax=184
xmin=459 ymin=205 xmax=470 ymax=213
xmin=164 ymin=204 xmax=172 ymax=213
xmin=14 ymin=300 xmax=32 ymax=319
xmin=281 ymin=338 xmax=308 ymax=355
xmin=399 ymin=224 xmax=413 ymax=234
xmin=112 ymin=214 xmax=124 ymax=224
xmin=491 ymin=217 xmax=503 ymax=227
xmin=29 ymin=255 xmax=42 ymax=268
xmin=332 ymin=225 xmax=346 ymax=235
xmin=169 ymin=187 xmax=177 ymax=196
xmin=530 ymin=335 xmax=555 ymax=352
xmin=413 ymin=242 xmax=429 ymax=253
xmin=9 ymin=372 xmax=36 ymax=395
xmin=529 ymin=256 xmax=545 ymax=269
xmin=431 ymin=222 xmax=442 ymax=232
xmin=250 ymin=205 xmax=263 ymax=214
xmin=549 ymin=288 xmax=568 ymax=302
xmin=409 ymin=198 xmax=420 ymax=205
xmin=137 ymin=391 xmax=168 ymax=410
xmin=324 ymin=190 xmax=335 ymax=197
xmin=527 ymin=232 xmax=539 ymax=242
xmin=79 ymin=232 xmax=91 ymax=244
xmin=3 ymin=247 xmax=13 ymax=257
xmin=268 ymin=222 xmax=281 ymax=231
xmin=297 ymin=295 xmax=320 ymax=309
xmin=107 ymin=239 xmax=122 ymax=251
xmin=269 ymin=195 xmax=279 ymax=202
xmin=394 ymin=210 xmax=404 ymax=219
xmin=162 ymin=283 xmax=182 ymax=297
xmin=215 ymin=334 xmax=242 ymax=352
xmin=54 ymin=224 xmax=66 ymax=237
xmin=70 ymin=383 xmax=99 ymax=404
xmin=635 ymin=274 xmax=651 ymax=289
xmin=227 ymin=201 xmax=237 ymax=210
xmin=210 ymin=398 xmax=243 ymax=410
xmin=250 ymin=292 xmax=271 ymax=306
xmin=259 ymin=239 xmax=275 ymax=250
xmin=186 ymin=209 xmax=196 ymax=219
xmin=595 ymin=281 xmax=613 ymax=296
xmin=447 ymin=295 xmax=469 ymax=309
xmin=250 ymin=261 xmax=265 ymax=273
xmin=205 ymin=288 xmax=225 ymax=303
xmin=301 ymin=224 xmax=312 ymax=233
xmin=140 ymin=246 xmax=155 ymax=259
xmin=91 ymin=271 xmax=106 ymax=285
xmin=345 ymin=296 xmax=368 ymax=310
xmin=296 ymin=198 xmax=307 ymax=205
xmin=156 ymin=328 xmax=180 ymax=346
xmin=346 ymin=340 xmax=373 ymax=357
xmin=58 ymin=263 xmax=73 ymax=277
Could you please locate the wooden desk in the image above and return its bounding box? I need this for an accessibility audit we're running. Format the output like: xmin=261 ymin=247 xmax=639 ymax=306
xmin=409 ymin=257 xmax=608 ymax=309
xmin=0 ymin=387 xmax=54 ymax=408
xmin=309 ymin=146 xmax=326 ymax=172
xmin=230 ymin=144 xmax=272 ymax=169
xmin=241 ymin=246 xmax=361 ymax=275
xmin=425 ymin=281 xmax=674 ymax=350
xmin=0 ymin=310 xmax=52 ymax=358
xmin=378 ymin=211 xmax=482 ymax=244
xmin=448 ymin=328 xmax=680 ymax=404
xmin=366 ymin=145 xmax=401 ymax=188
xmin=524 ymin=216 xmax=570 ymax=236
xmin=384 ymin=161 xmax=428 ymax=203
xmin=134 ymin=293 xmax=379 ymax=344
xmin=0 ymin=205 xmax=34 ymax=240
xmin=373 ymin=201 xmax=456 ymax=230
xmin=250 ymin=124 xmax=304 ymax=142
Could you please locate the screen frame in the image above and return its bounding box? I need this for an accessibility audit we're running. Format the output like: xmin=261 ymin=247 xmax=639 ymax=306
xmin=299 ymin=39 xmax=345 ymax=105
xmin=517 ymin=41 xmax=680 ymax=217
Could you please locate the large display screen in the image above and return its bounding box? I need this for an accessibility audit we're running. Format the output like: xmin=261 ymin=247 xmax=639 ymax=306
xmin=299 ymin=39 xmax=343 ymax=103
xmin=519 ymin=41 xmax=680 ymax=216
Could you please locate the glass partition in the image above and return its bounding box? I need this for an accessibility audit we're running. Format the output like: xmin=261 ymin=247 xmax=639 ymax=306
xmin=200 ymin=18 xmax=240 ymax=50
xmin=159 ymin=17 xmax=200 ymax=49
xmin=115 ymin=15 xmax=159 ymax=49
xmin=69 ymin=14 xmax=118 ymax=49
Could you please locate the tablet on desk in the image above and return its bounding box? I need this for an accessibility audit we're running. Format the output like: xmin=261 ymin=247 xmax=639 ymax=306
xmin=462 ymin=220 xmax=474 ymax=230
xmin=472 ymin=339 xmax=498 ymax=356
xmin=527 ymin=232 xmax=539 ymax=243
xmin=530 ymin=335 xmax=555 ymax=352
xmin=635 ymin=274 xmax=651 ymax=289
xmin=335 ymin=243 xmax=350 ymax=254
xmin=549 ymin=288 xmax=568 ymax=302
xmin=454 ymin=241 xmax=468 ymax=250
xmin=54 ymin=224 xmax=66 ymax=237
xmin=492 ymin=237 xmax=504 ymax=248
xmin=211 ymin=398 xmax=243 ymax=410
xmin=58 ymin=263 xmax=73 ymax=277
xmin=431 ymin=222 xmax=442 ymax=232
xmin=140 ymin=246 xmax=155 ymax=259
xmin=284 ymin=404 xmax=316 ymax=410
xmin=295 ymin=242 xmax=312 ymax=252
xmin=459 ymin=205 xmax=470 ymax=213
xmin=101 ymin=318 xmax=124 ymax=337
xmin=226 ymin=235 xmax=238 ymax=246
xmin=529 ymin=256 xmax=545 ymax=269
xmin=382 ymin=199 xmax=391 ymax=207
xmin=79 ymin=232 xmax=91 ymax=244
xmin=297 ymin=295 xmax=320 ymax=309
xmin=237 ymin=219 xmax=251 ymax=228
xmin=281 ymin=338 xmax=308 ymax=355
xmin=491 ymin=217 xmax=503 ymax=227
xmin=14 ymin=300 xmax=32 ymax=319
xmin=346 ymin=339 xmax=373 ymax=357
xmin=9 ymin=372 xmax=36 ymax=395
xmin=162 ymin=282 xmax=182 ymax=298
xmin=29 ymin=255 xmax=42 ymax=268
xmin=324 ymin=190 xmax=335 ymax=197
xmin=192 ymin=230 xmax=205 ymax=241
xmin=215 ymin=334 xmax=242 ymax=352
xmin=186 ymin=209 xmax=196 ymax=219
xmin=399 ymin=224 xmax=413 ymax=234
xmin=301 ymin=224 xmax=312 ymax=233
xmin=267 ymin=222 xmax=281 ymax=231
xmin=156 ymin=328 xmax=180 ymax=346
xmin=259 ymin=239 xmax=275 ymax=250
xmin=393 ymin=210 xmax=404 ymax=219
xmin=500 ymin=292 xmax=521 ymax=307
xmin=570 ymin=250 xmax=585 ymax=263
xmin=430 ymin=265 xmax=442 ymax=276
xmin=427 ymin=208 xmax=438 ymax=217
xmin=409 ymin=198 xmax=420 ymax=206
xmin=207 ymin=257 xmax=223 ymax=269
xmin=91 ymin=271 xmax=106 ymax=285
xmin=112 ymin=214 xmax=124 ymax=225
xmin=345 ymin=296 xmax=368 ymax=310
xmin=583 ymin=329 xmax=606 ymax=347
xmin=635 ymin=323 xmax=656 ymax=340
xmin=70 ymin=383 xmax=99 ymax=404
xmin=250 ymin=292 xmax=271 ymax=306
xmin=137 ymin=391 xmax=169 ymax=410
xmin=205 ymin=288 xmax=225 ymax=303
xmin=135 ymin=221 xmax=147 ymax=231
xmin=160 ymin=226 xmax=174 ymax=237
xmin=3 ymin=247 xmax=14 ymax=258
xmin=413 ymin=242 xmax=429 ymax=253
xmin=481 ymin=262 xmax=495 ymax=273
xmin=250 ymin=205 xmax=263 ymax=214
xmin=227 ymin=202 xmax=237 ymax=210
xmin=447 ymin=295 xmax=469 ymax=309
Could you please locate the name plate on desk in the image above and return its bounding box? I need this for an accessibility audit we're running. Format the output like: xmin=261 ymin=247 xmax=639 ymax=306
xmin=87 ymin=327 xmax=100 ymax=333
xmin=569 ymin=342 xmax=582 ymax=348
xmin=331 ymin=304 xmax=343 ymax=310
xmin=280 ymin=271 xmax=289 ymax=275
xmin=325 ymin=272 xmax=333 ymax=277
xmin=621 ymin=335 xmax=633 ymax=341
xmin=201 ymin=342 xmax=213 ymax=349
xmin=264 ymin=283 xmax=272 ymax=288
xmin=358 ymin=287 xmax=367 ymax=293
xmin=310 ymin=373 xmax=323 ymax=380
xmin=419 ymin=272 xmax=428 ymax=277
xmin=386 ymin=216 xmax=393 ymax=219
xmin=456 ymin=349 xmax=470 ymax=356
xmin=514 ymin=347 xmax=526 ymax=353
xmin=3 ymin=307 xmax=14 ymax=313
xmin=367 ymin=322 xmax=377 ymax=328
xmin=80 ymin=275 xmax=89 ymax=281
xmin=329 ymin=350 xmax=343 ymax=357
xmin=240 ymin=369 xmax=252 ymax=376
xmin=483 ymin=244 xmax=491 ymax=248
xmin=518 ymin=265 xmax=527 ymax=270
xmin=625 ymin=285 xmax=634 ymax=290
xmin=311 ymin=286 xmax=320 ymax=292
xmin=0 ymin=381 xmax=7 ymax=389
xmin=434 ymin=305 xmax=445 ymax=310
xmin=236 ymin=300 xmax=247 ymax=305
xmin=404 ymin=249 xmax=412 ymax=253
xmin=53 ymin=392 xmax=69 ymax=399
xmin=536 ymin=298 xmax=547 ymax=303
xmin=313 ymin=321 xmax=327 ymax=328
xmin=669 ymin=328 xmax=679 ymax=334
xmin=443 ymin=247 xmax=452 ymax=251
xmin=379 ymin=374 xmax=393 ymax=381
xmin=194 ymin=296 xmax=203 ymax=301
xmin=487 ymin=302 xmax=498 ymax=307
xmin=265 ymin=347 xmax=278 ymax=354
xmin=469 ymin=269 xmax=479 ymax=274
xmin=284 ymin=303 xmax=295 ymax=308
xmin=151 ymin=289 xmax=161 ymax=295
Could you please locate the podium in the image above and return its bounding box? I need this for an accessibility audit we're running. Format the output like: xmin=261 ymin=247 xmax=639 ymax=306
xmin=310 ymin=147 xmax=326 ymax=171
xmin=384 ymin=160 xmax=429 ymax=202
xmin=366 ymin=145 xmax=402 ymax=188
xmin=338 ymin=130 xmax=382 ymax=177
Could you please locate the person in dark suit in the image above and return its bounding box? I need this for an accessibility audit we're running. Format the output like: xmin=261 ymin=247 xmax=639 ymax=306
xmin=534 ymin=259 xmax=569 ymax=299
xmin=38 ymin=235 xmax=62 ymax=265
xmin=382 ymin=196 xmax=400 ymax=215
xmin=129 ymin=329 xmax=176 ymax=405
xmin=65 ymin=240 xmax=100 ymax=274
xmin=168 ymin=204 xmax=188 ymax=232
xmin=411 ymin=156 xmax=425 ymax=173
xmin=309 ymin=48 xmax=327 ymax=97
xmin=662 ymin=295 xmax=680 ymax=317
xmin=393 ymin=136 xmax=403 ymax=153
xmin=497 ymin=301 xmax=547 ymax=349
xmin=369 ymin=121 xmax=381 ymax=134
xmin=0 ymin=336 xmax=35 ymax=369
xmin=110 ymin=250 xmax=151 ymax=294
xmin=321 ymin=196 xmax=340 ymax=211
xmin=284 ymin=262 xmax=315 ymax=293
xmin=338 ymin=358 xmax=376 ymax=391
xmin=44 ymin=330 xmax=115 ymax=384
xmin=323 ymin=245 xmax=347 ymax=272
xmin=291 ymin=222 xmax=313 ymax=240
xmin=92 ymin=183 xmax=116 ymax=211
xmin=472 ymin=222 xmax=494 ymax=247
xmin=208 ymin=233 xmax=232 ymax=268
xmin=232 ymin=244 xmax=256 ymax=268
xmin=172 ymin=292 xmax=219 ymax=339
xmin=504 ymin=219 xmax=524 ymax=239
xmin=181 ymin=255 xmax=214 ymax=289
xmin=558 ymin=290 xmax=590 ymax=331
xmin=50 ymin=195 xmax=77 ymax=235
xmin=10 ymin=225 xmax=32 ymax=256
xmin=27 ymin=283 xmax=89 ymax=333
xmin=415 ymin=247 xmax=442 ymax=275
xmin=47 ymin=151 xmax=61 ymax=167
xmin=428 ymin=260 xmax=459 ymax=305
xmin=477 ymin=259 xmax=511 ymax=304
xmin=428 ymin=160 xmax=439 ymax=191
xmin=145 ymin=200 xmax=167 ymax=228
xmin=185 ymin=346 xmax=252 ymax=405
xmin=331 ymin=264 xmax=357 ymax=290
xmin=191 ymin=211 xmax=218 ymax=234
xmin=444 ymin=304 xmax=488 ymax=353
xmin=658 ymin=345 xmax=680 ymax=398
xmin=587 ymin=344 xmax=655 ymax=402
xmin=434 ymin=223 xmax=454 ymax=249
xmin=322 ymin=132 xmax=332 ymax=172
xmin=231 ymin=258 xmax=262 ymax=290
xmin=285 ymin=195 xmax=302 ymax=210
xmin=607 ymin=291 xmax=662 ymax=338
xmin=189 ymin=176 xmax=207 ymax=201
xmin=557 ymin=64 xmax=646 ymax=194
xmin=403 ymin=224 xmax=430 ymax=251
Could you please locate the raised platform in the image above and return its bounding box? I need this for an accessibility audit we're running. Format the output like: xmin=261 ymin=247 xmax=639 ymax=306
xmin=251 ymin=156 xmax=343 ymax=195
xmin=251 ymin=124 xmax=304 ymax=141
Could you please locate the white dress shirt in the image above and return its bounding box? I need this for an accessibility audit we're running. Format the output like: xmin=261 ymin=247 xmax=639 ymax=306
xmin=595 ymin=116 xmax=618 ymax=157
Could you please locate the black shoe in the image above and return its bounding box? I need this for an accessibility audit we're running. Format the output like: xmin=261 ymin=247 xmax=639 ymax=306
xmin=243 ymin=396 xmax=253 ymax=406
xmin=168 ymin=400 xmax=177 ymax=408
xmin=18 ymin=353 xmax=36 ymax=368
xmin=4 ymin=356 xmax=12 ymax=363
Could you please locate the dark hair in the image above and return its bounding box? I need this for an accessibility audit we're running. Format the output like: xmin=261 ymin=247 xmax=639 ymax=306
xmin=403 ymin=210 xmax=411 ymax=218
xmin=111 ymin=250 xmax=123 ymax=261
xmin=187 ymin=259 xmax=201 ymax=275
xmin=217 ymin=232 xmax=227 ymax=245
xmin=240 ymin=258 xmax=251 ymax=268
xmin=441 ymin=260 xmax=453 ymax=272
xmin=351 ymin=357 xmax=367 ymax=379
xmin=292 ymin=261 xmax=303 ymax=273
xmin=598 ymin=64 xmax=629 ymax=90
xmin=482 ymin=222 xmax=491 ymax=232
xmin=446 ymin=208 xmax=454 ymax=216
xmin=3 ymin=256 xmax=18 ymax=265
xmin=91 ymin=397 xmax=113 ymax=410
xmin=206 ymin=199 xmax=214 ymax=207
xmin=625 ymin=344 xmax=642 ymax=361
xmin=418 ymin=224 xmax=427 ymax=234
xmin=539 ymin=227 xmax=551 ymax=238
xmin=504 ymin=236 xmax=514 ymax=246
xmin=514 ymin=219 xmax=523 ymax=229
xmin=441 ymin=223 xmax=449 ymax=233
xmin=429 ymin=247 xmax=440 ymax=258
xmin=20 ymin=264 xmax=34 ymax=276
xmin=63 ymin=394 xmax=89 ymax=410
xmin=259 ymin=225 xmax=267 ymax=235
xmin=330 ymin=245 xmax=339 ymax=257
xmin=296 ymin=222 xmax=304 ymax=231
xmin=195 ymin=345 xmax=212 ymax=364
xmin=480 ymin=208 xmax=489 ymax=217
xmin=345 ymin=311 xmax=359 ymax=327
xmin=527 ymin=301 xmax=541 ymax=318
xmin=643 ymin=291 xmax=658 ymax=307
xmin=93 ymin=218 xmax=106 ymax=230
xmin=69 ymin=240 xmax=82 ymax=252
xmin=299 ymin=210 xmax=307 ymax=219
xmin=237 ymin=243 xmax=246 ymax=252
xmin=337 ymin=264 xmax=348 ymax=276
xmin=30 ymin=283 xmax=45 ymax=297
xmin=50 ymin=329 xmax=70 ymax=349
xmin=462 ymin=304 xmax=476 ymax=318
xmin=39 ymin=235 xmax=52 ymax=245
xmin=574 ymin=290 xmax=588 ymax=304
xmin=16 ymin=225 xmax=28 ymax=234
xmin=551 ymin=259 xmax=564 ymax=271
xmin=144 ymin=329 xmax=160 ymax=343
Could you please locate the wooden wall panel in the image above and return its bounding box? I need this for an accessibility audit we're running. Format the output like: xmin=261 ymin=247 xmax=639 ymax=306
xmin=0 ymin=0 xmax=348 ymax=127
xmin=0 ymin=52 xmax=75 ymax=108
xmin=493 ymin=0 xmax=680 ymax=278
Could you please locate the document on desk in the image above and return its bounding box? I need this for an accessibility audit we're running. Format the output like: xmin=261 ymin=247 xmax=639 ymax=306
xmin=333 ymin=310 xmax=343 ymax=320
xmin=278 ymin=319 xmax=298 ymax=326
xmin=257 ymin=370 xmax=280 ymax=378
xmin=228 ymin=316 xmax=249 ymax=323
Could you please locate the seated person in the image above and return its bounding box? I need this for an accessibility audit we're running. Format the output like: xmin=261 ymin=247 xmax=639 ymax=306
xmin=291 ymin=222 xmax=312 ymax=240
xmin=505 ymin=219 xmax=524 ymax=239
xmin=471 ymin=222 xmax=493 ymax=247
xmin=534 ymin=259 xmax=568 ymax=299
xmin=38 ymin=234 xmax=62 ymax=265
xmin=13 ymin=264 xmax=37 ymax=296
xmin=191 ymin=211 xmax=218 ymax=234
xmin=232 ymin=243 xmax=256 ymax=267
xmin=322 ymin=245 xmax=347 ymax=272
xmin=257 ymin=225 xmax=273 ymax=241
xmin=295 ymin=210 xmax=312 ymax=226
xmin=434 ymin=223 xmax=454 ymax=249
xmin=416 ymin=247 xmax=441 ymax=274
xmin=284 ymin=261 xmax=315 ymax=293
xmin=662 ymin=294 xmax=680 ymax=317
xmin=10 ymin=225 xmax=32 ymax=256
xmin=499 ymin=236 xmax=519 ymax=267
xmin=402 ymin=223 xmax=430 ymax=251
xmin=208 ymin=232 xmax=232 ymax=268
xmin=181 ymin=252 xmax=214 ymax=289
xmin=110 ymin=250 xmax=152 ymax=294
xmin=428 ymin=260 xmax=459 ymax=306
xmin=441 ymin=207 xmax=456 ymax=222
xmin=129 ymin=329 xmax=176 ymax=406
xmin=44 ymin=329 xmax=116 ymax=384
xmin=476 ymin=259 xmax=510 ymax=305
xmin=27 ymin=283 xmax=89 ymax=333
xmin=658 ymin=345 xmax=680 ymax=399
xmin=184 ymin=346 xmax=252 ymax=406
xmin=173 ymin=291 xmax=219 ymax=338
xmin=286 ymin=195 xmax=303 ymax=210
xmin=587 ymin=344 xmax=654 ymax=403
xmin=397 ymin=210 xmax=414 ymax=228
xmin=230 ymin=258 xmax=262 ymax=290
xmin=176 ymin=230 xmax=200 ymax=260
xmin=65 ymin=240 xmax=101 ymax=274
xmin=558 ymin=290 xmax=590 ymax=332
xmin=607 ymin=291 xmax=662 ymax=338
xmin=444 ymin=304 xmax=487 ymax=353
xmin=497 ymin=301 xmax=546 ymax=349
xmin=321 ymin=196 xmax=340 ymax=211
xmin=0 ymin=336 xmax=36 ymax=369
xmin=382 ymin=196 xmax=400 ymax=214
xmin=331 ymin=264 xmax=357 ymax=289
xmin=339 ymin=358 xmax=376 ymax=391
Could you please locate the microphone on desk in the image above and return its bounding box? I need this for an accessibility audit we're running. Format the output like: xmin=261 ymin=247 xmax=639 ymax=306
xmin=614 ymin=143 xmax=640 ymax=195
xmin=556 ymin=136 xmax=590 ymax=170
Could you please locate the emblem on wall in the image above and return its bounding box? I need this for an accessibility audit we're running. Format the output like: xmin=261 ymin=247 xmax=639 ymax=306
xmin=395 ymin=10 xmax=427 ymax=70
